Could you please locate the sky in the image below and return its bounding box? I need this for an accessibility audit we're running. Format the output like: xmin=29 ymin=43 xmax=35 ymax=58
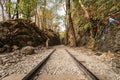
xmin=58 ymin=8 xmax=65 ymax=31
xmin=57 ymin=3 xmax=66 ymax=31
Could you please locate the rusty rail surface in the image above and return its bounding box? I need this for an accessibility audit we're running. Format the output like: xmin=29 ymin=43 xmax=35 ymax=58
xmin=65 ymin=49 xmax=99 ymax=80
xmin=22 ymin=49 xmax=56 ymax=80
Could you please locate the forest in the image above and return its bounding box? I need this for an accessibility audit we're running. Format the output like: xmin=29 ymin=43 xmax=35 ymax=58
xmin=0 ymin=0 xmax=120 ymax=52
xmin=0 ymin=0 xmax=120 ymax=80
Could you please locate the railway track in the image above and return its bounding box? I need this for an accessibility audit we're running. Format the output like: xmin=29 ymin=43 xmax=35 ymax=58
xmin=65 ymin=49 xmax=99 ymax=80
xmin=22 ymin=49 xmax=56 ymax=80
xmin=22 ymin=49 xmax=99 ymax=80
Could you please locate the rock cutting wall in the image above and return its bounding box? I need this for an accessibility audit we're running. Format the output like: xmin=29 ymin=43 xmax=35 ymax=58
xmin=0 ymin=19 xmax=60 ymax=53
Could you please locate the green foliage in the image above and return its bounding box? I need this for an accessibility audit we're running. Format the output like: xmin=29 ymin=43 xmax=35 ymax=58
xmin=80 ymin=22 xmax=92 ymax=31
xmin=5 ymin=1 xmax=16 ymax=15
xmin=19 ymin=0 xmax=37 ymax=19
xmin=72 ymin=0 xmax=119 ymax=32
xmin=4 ymin=0 xmax=37 ymax=19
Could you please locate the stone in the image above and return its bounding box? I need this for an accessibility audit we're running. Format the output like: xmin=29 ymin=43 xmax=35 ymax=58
xmin=12 ymin=45 xmax=19 ymax=51
xmin=0 ymin=59 xmax=3 ymax=65
xmin=3 ymin=58 xmax=9 ymax=63
xmin=20 ymin=46 xmax=35 ymax=55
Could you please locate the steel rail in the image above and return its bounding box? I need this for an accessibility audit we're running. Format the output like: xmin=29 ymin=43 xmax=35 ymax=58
xmin=22 ymin=49 xmax=56 ymax=80
xmin=65 ymin=49 xmax=99 ymax=80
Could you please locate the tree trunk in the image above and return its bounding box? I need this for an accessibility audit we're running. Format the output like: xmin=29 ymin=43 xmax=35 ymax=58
xmin=16 ymin=0 xmax=20 ymax=19
xmin=79 ymin=0 xmax=89 ymax=19
xmin=65 ymin=2 xmax=68 ymax=45
xmin=35 ymin=0 xmax=38 ymax=23
xmin=27 ymin=6 xmax=30 ymax=19
xmin=0 ymin=0 xmax=5 ymax=21
xmin=42 ymin=0 xmax=46 ymax=31
xmin=46 ymin=38 xmax=50 ymax=49
xmin=65 ymin=23 xmax=68 ymax=45
xmin=66 ymin=0 xmax=76 ymax=47
xmin=8 ymin=0 xmax=11 ymax=19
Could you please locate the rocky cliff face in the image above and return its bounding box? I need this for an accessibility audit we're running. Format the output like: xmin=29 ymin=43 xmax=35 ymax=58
xmin=114 ymin=29 xmax=120 ymax=53
xmin=94 ymin=25 xmax=120 ymax=53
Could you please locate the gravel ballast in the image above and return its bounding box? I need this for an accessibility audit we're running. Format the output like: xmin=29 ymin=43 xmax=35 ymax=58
xmin=0 ymin=46 xmax=54 ymax=80
xmin=39 ymin=46 xmax=88 ymax=80
xmin=67 ymin=47 xmax=120 ymax=80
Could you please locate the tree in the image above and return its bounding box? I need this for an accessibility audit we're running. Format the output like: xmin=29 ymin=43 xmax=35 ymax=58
xmin=19 ymin=0 xmax=37 ymax=19
xmin=5 ymin=0 xmax=11 ymax=19
xmin=12 ymin=0 xmax=20 ymax=19
xmin=42 ymin=0 xmax=46 ymax=30
xmin=66 ymin=0 xmax=76 ymax=47
xmin=16 ymin=0 xmax=20 ymax=18
xmin=0 ymin=0 xmax=5 ymax=21
xmin=8 ymin=0 xmax=11 ymax=18
xmin=36 ymin=0 xmax=63 ymax=32
xmin=78 ymin=0 xmax=89 ymax=19
xmin=71 ymin=0 xmax=120 ymax=47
